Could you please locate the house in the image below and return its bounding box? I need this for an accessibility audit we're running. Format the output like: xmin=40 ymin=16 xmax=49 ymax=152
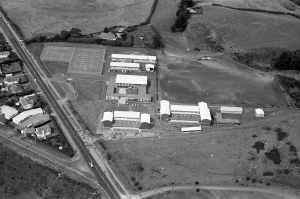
xmin=0 ymin=105 xmax=18 ymax=119
xmin=10 ymin=84 xmax=23 ymax=93
xmin=12 ymin=108 xmax=43 ymax=124
xmin=4 ymin=76 xmax=19 ymax=85
xmin=102 ymin=112 xmax=113 ymax=128
xmin=140 ymin=113 xmax=151 ymax=129
xmin=21 ymin=127 xmax=35 ymax=135
xmin=1 ymin=62 xmax=22 ymax=74
xmin=255 ymin=108 xmax=265 ymax=117
xmin=35 ymin=125 xmax=51 ymax=140
xmin=95 ymin=32 xmax=116 ymax=40
xmin=19 ymin=96 xmax=34 ymax=109
xmin=0 ymin=51 xmax=10 ymax=58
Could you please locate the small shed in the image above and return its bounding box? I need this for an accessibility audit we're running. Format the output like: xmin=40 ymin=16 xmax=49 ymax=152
xmin=140 ymin=113 xmax=151 ymax=129
xmin=102 ymin=112 xmax=113 ymax=127
xmin=255 ymin=108 xmax=265 ymax=117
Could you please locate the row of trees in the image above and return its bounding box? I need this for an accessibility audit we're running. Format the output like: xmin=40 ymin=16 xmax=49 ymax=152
xmin=171 ymin=0 xmax=195 ymax=32
xmin=272 ymin=49 xmax=300 ymax=70
xmin=0 ymin=6 xmax=25 ymax=39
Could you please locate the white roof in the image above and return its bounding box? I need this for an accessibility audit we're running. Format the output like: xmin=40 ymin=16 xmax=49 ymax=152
xmin=170 ymin=105 xmax=199 ymax=113
xmin=1 ymin=105 xmax=18 ymax=119
xmin=110 ymin=62 xmax=140 ymax=68
xmin=114 ymin=111 xmax=140 ymax=119
xmin=181 ymin=126 xmax=202 ymax=132
xmin=111 ymin=54 xmax=157 ymax=61
xmin=221 ymin=106 xmax=243 ymax=112
xmin=140 ymin=113 xmax=150 ymax=123
xmin=0 ymin=51 xmax=9 ymax=55
xmin=146 ymin=64 xmax=155 ymax=68
xmin=200 ymin=107 xmax=211 ymax=121
xmin=198 ymin=102 xmax=208 ymax=109
xmin=160 ymin=100 xmax=170 ymax=115
xmin=255 ymin=108 xmax=264 ymax=115
xmin=12 ymin=108 xmax=43 ymax=124
xmin=116 ymin=74 xmax=147 ymax=85
xmin=102 ymin=112 xmax=113 ymax=121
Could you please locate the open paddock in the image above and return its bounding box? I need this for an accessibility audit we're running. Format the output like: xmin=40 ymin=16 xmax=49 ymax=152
xmin=68 ymin=47 xmax=106 ymax=77
xmin=40 ymin=45 xmax=75 ymax=62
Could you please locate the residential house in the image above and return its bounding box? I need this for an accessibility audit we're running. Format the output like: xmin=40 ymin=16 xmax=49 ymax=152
xmin=35 ymin=125 xmax=51 ymax=140
xmin=0 ymin=51 xmax=10 ymax=58
xmin=19 ymin=96 xmax=34 ymax=109
xmin=1 ymin=62 xmax=22 ymax=74
xmin=95 ymin=32 xmax=116 ymax=40
xmin=12 ymin=108 xmax=43 ymax=124
xmin=0 ymin=105 xmax=18 ymax=119
xmin=4 ymin=76 xmax=19 ymax=85
xmin=10 ymin=84 xmax=23 ymax=93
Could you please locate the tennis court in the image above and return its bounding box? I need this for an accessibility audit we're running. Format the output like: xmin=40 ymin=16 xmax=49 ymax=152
xmin=40 ymin=45 xmax=75 ymax=62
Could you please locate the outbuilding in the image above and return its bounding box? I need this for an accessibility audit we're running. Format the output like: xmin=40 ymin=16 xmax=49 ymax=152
xmin=160 ymin=100 xmax=170 ymax=121
xmin=113 ymin=111 xmax=140 ymax=121
xmin=140 ymin=113 xmax=151 ymax=129
xmin=198 ymin=102 xmax=212 ymax=126
xmin=115 ymin=74 xmax=147 ymax=86
xmin=221 ymin=106 xmax=243 ymax=114
xmin=102 ymin=112 xmax=113 ymax=127
xmin=255 ymin=108 xmax=265 ymax=117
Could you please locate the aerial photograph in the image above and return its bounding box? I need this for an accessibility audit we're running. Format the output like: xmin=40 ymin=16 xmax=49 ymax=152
xmin=0 ymin=0 xmax=300 ymax=198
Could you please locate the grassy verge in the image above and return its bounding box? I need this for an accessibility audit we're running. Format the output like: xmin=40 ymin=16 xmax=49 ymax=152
xmin=51 ymin=81 xmax=67 ymax=99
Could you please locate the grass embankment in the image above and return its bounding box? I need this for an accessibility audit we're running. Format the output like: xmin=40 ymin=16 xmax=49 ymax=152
xmin=0 ymin=142 xmax=101 ymax=199
xmin=103 ymin=109 xmax=300 ymax=192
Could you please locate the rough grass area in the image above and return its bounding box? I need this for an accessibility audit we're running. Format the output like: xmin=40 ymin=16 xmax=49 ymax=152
xmin=70 ymin=80 xmax=104 ymax=134
xmin=27 ymin=43 xmax=51 ymax=77
xmin=0 ymin=142 xmax=101 ymax=199
xmin=104 ymin=109 xmax=300 ymax=192
xmin=0 ymin=0 xmax=154 ymax=38
xmin=189 ymin=6 xmax=300 ymax=51
xmin=44 ymin=61 xmax=69 ymax=76
xmin=158 ymin=56 xmax=286 ymax=106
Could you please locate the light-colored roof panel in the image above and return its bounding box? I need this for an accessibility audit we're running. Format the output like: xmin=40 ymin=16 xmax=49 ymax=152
xmin=116 ymin=74 xmax=147 ymax=85
xmin=200 ymin=107 xmax=211 ymax=121
xmin=170 ymin=105 xmax=199 ymax=113
xmin=110 ymin=62 xmax=140 ymax=68
xmin=114 ymin=111 xmax=140 ymax=119
xmin=221 ymin=106 xmax=243 ymax=112
xmin=1 ymin=105 xmax=18 ymax=119
xmin=102 ymin=112 xmax=113 ymax=121
xmin=160 ymin=100 xmax=170 ymax=115
xmin=111 ymin=54 xmax=157 ymax=61
xmin=12 ymin=108 xmax=43 ymax=123
xmin=140 ymin=113 xmax=150 ymax=123
xmin=255 ymin=108 xmax=264 ymax=115
xmin=198 ymin=102 xmax=208 ymax=109
xmin=181 ymin=126 xmax=202 ymax=132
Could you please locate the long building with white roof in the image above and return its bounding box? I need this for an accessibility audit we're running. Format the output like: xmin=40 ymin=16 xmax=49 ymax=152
xmin=110 ymin=62 xmax=140 ymax=71
xmin=1 ymin=105 xmax=18 ymax=119
xmin=13 ymin=108 xmax=43 ymax=124
xmin=114 ymin=111 xmax=140 ymax=121
xmin=115 ymin=74 xmax=147 ymax=86
xmin=111 ymin=54 xmax=157 ymax=63
xmin=170 ymin=105 xmax=200 ymax=115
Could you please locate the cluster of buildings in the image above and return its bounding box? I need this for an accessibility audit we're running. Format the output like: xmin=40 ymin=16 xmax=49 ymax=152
xmin=102 ymin=111 xmax=151 ymax=130
xmin=21 ymin=124 xmax=51 ymax=140
xmin=110 ymin=54 xmax=156 ymax=72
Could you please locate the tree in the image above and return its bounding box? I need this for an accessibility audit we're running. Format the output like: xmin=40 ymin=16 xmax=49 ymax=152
xmin=272 ymin=51 xmax=292 ymax=70
xmin=60 ymin=30 xmax=70 ymax=41
xmin=69 ymin=28 xmax=82 ymax=38
xmin=103 ymin=27 xmax=109 ymax=33
xmin=291 ymin=49 xmax=300 ymax=70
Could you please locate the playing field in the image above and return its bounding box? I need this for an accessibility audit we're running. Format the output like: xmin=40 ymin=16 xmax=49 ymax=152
xmin=67 ymin=47 xmax=106 ymax=77
xmin=40 ymin=45 xmax=75 ymax=62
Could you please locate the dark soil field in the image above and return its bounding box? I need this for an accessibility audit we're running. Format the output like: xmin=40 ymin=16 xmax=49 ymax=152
xmin=0 ymin=141 xmax=102 ymax=199
xmin=158 ymin=56 xmax=286 ymax=106
xmin=189 ymin=6 xmax=300 ymax=51
xmin=44 ymin=61 xmax=69 ymax=76
xmin=104 ymin=109 xmax=300 ymax=193
xmin=70 ymin=79 xmax=104 ymax=134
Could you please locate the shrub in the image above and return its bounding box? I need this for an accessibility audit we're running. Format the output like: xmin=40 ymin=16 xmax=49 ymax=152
xmin=262 ymin=126 xmax=272 ymax=131
xmin=277 ymin=131 xmax=288 ymax=141
xmin=265 ymin=148 xmax=281 ymax=164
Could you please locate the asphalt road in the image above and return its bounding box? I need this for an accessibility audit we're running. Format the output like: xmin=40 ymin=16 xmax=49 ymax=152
xmin=0 ymin=16 xmax=120 ymax=199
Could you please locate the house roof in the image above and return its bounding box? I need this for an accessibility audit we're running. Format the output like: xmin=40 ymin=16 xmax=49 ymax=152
xmin=221 ymin=106 xmax=243 ymax=113
xmin=36 ymin=125 xmax=51 ymax=135
xmin=102 ymin=112 xmax=113 ymax=122
xmin=170 ymin=105 xmax=199 ymax=113
xmin=199 ymin=107 xmax=211 ymax=121
xmin=0 ymin=51 xmax=10 ymax=56
xmin=22 ymin=127 xmax=35 ymax=134
xmin=5 ymin=76 xmax=19 ymax=83
xmin=11 ymin=84 xmax=22 ymax=93
xmin=111 ymin=54 xmax=157 ymax=61
xmin=115 ymin=74 xmax=147 ymax=85
xmin=13 ymin=108 xmax=43 ymax=124
xmin=198 ymin=102 xmax=208 ymax=109
xmin=99 ymin=32 xmax=116 ymax=39
xmin=140 ymin=113 xmax=150 ymax=123
xmin=110 ymin=62 xmax=140 ymax=68
xmin=160 ymin=100 xmax=170 ymax=115
xmin=114 ymin=111 xmax=140 ymax=119
xmin=255 ymin=108 xmax=264 ymax=115
xmin=1 ymin=105 xmax=18 ymax=119
xmin=20 ymin=97 xmax=34 ymax=107
xmin=181 ymin=126 xmax=202 ymax=132
xmin=2 ymin=62 xmax=22 ymax=74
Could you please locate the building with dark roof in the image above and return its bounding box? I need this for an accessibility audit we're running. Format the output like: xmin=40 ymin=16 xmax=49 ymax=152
xmin=10 ymin=84 xmax=23 ymax=93
xmin=4 ymin=76 xmax=19 ymax=85
xmin=1 ymin=62 xmax=22 ymax=74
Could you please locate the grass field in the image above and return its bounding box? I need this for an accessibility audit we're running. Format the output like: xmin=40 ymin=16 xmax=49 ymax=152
xmin=158 ymin=55 xmax=286 ymax=106
xmin=189 ymin=6 xmax=300 ymax=51
xmin=0 ymin=0 xmax=154 ymax=38
xmin=43 ymin=61 xmax=69 ymax=76
xmin=0 ymin=141 xmax=102 ymax=199
xmin=104 ymin=109 xmax=300 ymax=192
xmin=70 ymin=79 xmax=104 ymax=134
xmin=40 ymin=45 xmax=75 ymax=62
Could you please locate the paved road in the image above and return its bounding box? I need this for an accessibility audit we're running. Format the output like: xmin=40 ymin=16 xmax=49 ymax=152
xmin=0 ymin=16 xmax=120 ymax=199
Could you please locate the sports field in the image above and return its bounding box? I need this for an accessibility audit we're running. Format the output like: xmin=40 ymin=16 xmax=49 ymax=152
xmin=40 ymin=45 xmax=75 ymax=62
xmin=67 ymin=47 xmax=106 ymax=77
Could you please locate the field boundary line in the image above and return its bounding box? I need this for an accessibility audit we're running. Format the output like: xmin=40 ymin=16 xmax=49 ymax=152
xmin=67 ymin=46 xmax=77 ymax=78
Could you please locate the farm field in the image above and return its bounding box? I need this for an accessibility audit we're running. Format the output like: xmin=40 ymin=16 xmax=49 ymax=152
xmin=0 ymin=140 xmax=102 ymax=199
xmin=0 ymin=0 xmax=154 ymax=38
xmin=70 ymin=79 xmax=104 ymax=134
xmin=104 ymin=109 xmax=300 ymax=193
xmin=189 ymin=6 xmax=300 ymax=51
xmin=158 ymin=56 xmax=286 ymax=106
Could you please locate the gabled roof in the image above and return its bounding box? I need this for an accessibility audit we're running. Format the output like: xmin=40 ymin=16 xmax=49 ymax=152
xmin=160 ymin=100 xmax=170 ymax=115
xmin=115 ymin=74 xmax=147 ymax=85
xmin=20 ymin=97 xmax=34 ymax=107
xmin=221 ymin=106 xmax=243 ymax=112
xmin=10 ymin=84 xmax=22 ymax=93
xmin=1 ymin=105 xmax=18 ymax=119
xmin=114 ymin=111 xmax=140 ymax=119
xmin=36 ymin=125 xmax=51 ymax=135
xmin=170 ymin=105 xmax=199 ymax=113
xmin=102 ymin=112 xmax=113 ymax=122
xmin=140 ymin=113 xmax=150 ymax=123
